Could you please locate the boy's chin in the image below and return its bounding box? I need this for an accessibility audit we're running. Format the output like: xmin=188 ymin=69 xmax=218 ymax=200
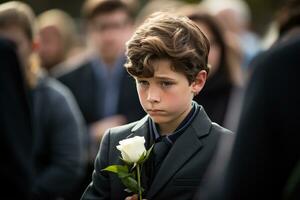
xmin=149 ymin=115 xmax=169 ymax=124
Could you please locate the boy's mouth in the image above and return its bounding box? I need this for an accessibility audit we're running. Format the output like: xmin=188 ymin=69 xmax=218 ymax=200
xmin=147 ymin=109 xmax=165 ymax=115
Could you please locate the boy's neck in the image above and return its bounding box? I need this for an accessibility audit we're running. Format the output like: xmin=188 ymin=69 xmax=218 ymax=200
xmin=158 ymin=104 xmax=193 ymax=135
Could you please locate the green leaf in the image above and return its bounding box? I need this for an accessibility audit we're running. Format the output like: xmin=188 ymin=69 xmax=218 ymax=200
xmin=118 ymin=171 xmax=132 ymax=179
xmin=145 ymin=144 xmax=154 ymax=161
xmin=102 ymin=165 xmax=128 ymax=174
xmin=121 ymin=175 xmax=144 ymax=194
xmin=139 ymin=144 xmax=154 ymax=164
xmin=136 ymin=152 xmax=146 ymax=164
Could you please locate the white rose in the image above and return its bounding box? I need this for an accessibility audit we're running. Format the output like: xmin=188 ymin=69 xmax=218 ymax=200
xmin=116 ymin=136 xmax=146 ymax=163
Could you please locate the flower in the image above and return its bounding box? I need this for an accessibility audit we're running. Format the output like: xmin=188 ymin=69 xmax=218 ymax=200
xmin=103 ymin=136 xmax=153 ymax=200
xmin=117 ymin=136 xmax=146 ymax=163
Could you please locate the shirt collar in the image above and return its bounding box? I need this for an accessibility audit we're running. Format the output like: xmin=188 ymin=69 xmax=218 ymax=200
xmin=149 ymin=101 xmax=199 ymax=144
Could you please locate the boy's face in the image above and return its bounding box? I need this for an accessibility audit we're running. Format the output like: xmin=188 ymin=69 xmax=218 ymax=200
xmin=135 ymin=59 xmax=206 ymax=133
xmin=0 ymin=25 xmax=33 ymax=67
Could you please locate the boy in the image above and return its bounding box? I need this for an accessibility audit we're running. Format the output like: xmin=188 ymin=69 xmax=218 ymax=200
xmin=81 ymin=12 xmax=232 ymax=200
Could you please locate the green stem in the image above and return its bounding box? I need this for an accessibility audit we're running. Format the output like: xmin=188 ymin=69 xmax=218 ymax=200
xmin=136 ymin=164 xmax=142 ymax=200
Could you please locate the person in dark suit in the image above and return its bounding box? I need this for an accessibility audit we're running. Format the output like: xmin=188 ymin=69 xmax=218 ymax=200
xmin=0 ymin=2 xmax=86 ymax=199
xmin=196 ymin=35 xmax=300 ymax=200
xmin=81 ymin=12 xmax=232 ymax=200
xmin=194 ymin=1 xmax=300 ymax=199
xmin=0 ymin=37 xmax=33 ymax=200
xmin=58 ymin=0 xmax=145 ymax=131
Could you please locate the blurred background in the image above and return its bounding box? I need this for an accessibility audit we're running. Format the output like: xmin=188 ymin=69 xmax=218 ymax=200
xmin=0 ymin=0 xmax=286 ymax=38
xmin=1 ymin=0 xmax=296 ymax=199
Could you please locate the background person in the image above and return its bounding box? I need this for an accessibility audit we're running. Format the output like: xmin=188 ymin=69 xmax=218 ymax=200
xmin=55 ymin=0 xmax=145 ymax=196
xmin=0 ymin=1 xmax=86 ymax=199
xmin=0 ymin=36 xmax=33 ymax=200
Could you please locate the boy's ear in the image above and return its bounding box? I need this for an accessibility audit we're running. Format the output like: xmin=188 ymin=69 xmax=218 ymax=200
xmin=191 ymin=70 xmax=207 ymax=95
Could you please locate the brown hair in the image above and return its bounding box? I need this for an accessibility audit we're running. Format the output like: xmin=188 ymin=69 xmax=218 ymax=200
xmin=125 ymin=12 xmax=210 ymax=84
xmin=82 ymin=0 xmax=133 ymax=22
xmin=182 ymin=6 xmax=243 ymax=86
xmin=276 ymin=0 xmax=300 ymax=37
xmin=188 ymin=12 xmax=236 ymax=84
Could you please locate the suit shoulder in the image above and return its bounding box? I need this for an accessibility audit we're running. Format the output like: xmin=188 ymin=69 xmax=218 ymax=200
xmin=211 ymin=122 xmax=233 ymax=135
xmin=101 ymin=121 xmax=140 ymax=150
xmin=109 ymin=121 xmax=139 ymax=136
xmin=35 ymin=77 xmax=70 ymax=103
xmin=57 ymin=61 xmax=93 ymax=81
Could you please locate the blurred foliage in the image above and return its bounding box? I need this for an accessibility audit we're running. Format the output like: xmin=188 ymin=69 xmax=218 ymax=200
xmin=0 ymin=0 xmax=288 ymax=36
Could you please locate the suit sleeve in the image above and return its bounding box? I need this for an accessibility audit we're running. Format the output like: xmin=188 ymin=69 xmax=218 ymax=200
xmin=81 ymin=129 xmax=111 ymax=199
xmin=32 ymin=84 xmax=86 ymax=199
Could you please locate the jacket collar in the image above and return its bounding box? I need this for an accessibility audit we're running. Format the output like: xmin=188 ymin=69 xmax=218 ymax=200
xmin=128 ymin=105 xmax=212 ymax=198
xmin=130 ymin=103 xmax=211 ymax=138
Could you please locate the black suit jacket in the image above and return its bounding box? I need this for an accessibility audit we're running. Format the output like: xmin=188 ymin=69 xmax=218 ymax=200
xmin=57 ymin=60 xmax=145 ymax=125
xmin=196 ymin=36 xmax=300 ymax=200
xmin=0 ymin=37 xmax=33 ymax=199
xmin=81 ymin=104 xmax=232 ymax=200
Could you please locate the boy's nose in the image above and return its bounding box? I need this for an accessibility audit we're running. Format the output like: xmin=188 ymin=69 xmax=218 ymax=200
xmin=147 ymin=87 xmax=160 ymax=103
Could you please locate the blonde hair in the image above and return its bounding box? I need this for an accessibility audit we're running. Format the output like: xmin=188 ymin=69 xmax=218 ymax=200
xmin=0 ymin=1 xmax=39 ymax=88
xmin=37 ymin=9 xmax=77 ymax=57
xmin=0 ymin=1 xmax=36 ymax=40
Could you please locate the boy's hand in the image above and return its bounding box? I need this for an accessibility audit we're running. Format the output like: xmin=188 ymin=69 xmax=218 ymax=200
xmin=125 ymin=194 xmax=138 ymax=200
xmin=125 ymin=194 xmax=147 ymax=200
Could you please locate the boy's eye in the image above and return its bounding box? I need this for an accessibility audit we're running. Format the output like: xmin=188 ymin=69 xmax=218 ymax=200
xmin=160 ymin=81 xmax=174 ymax=88
xmin=137 ymin=80 xmax=149 ymax=87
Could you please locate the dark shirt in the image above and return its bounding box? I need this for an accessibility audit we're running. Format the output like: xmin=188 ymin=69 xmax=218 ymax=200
xmin=145 ymin=101 xmax=199 ymax=189
xmin=149 ymin=101 xmax=199 ymax=144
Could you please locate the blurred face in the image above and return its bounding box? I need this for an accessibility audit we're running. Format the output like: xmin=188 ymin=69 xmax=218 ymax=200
xmin=135 ymin=59 xmax=206 ymax=134
xmin=196 ymin=22 xmax=221 ymax=77
xmin=216 ymin=9 xmax=243 ymax=34
xmin=0 ymin=25 xmax=33 ymax=67
xmin=88 ymin=10 xmax=133 ymax=64
xmin=37 ymin=26 xmax=65 ymax=70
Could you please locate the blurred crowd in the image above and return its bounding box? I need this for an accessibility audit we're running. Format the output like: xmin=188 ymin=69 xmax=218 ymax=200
xmin=0 ymin=0 xmax=299 ymax=199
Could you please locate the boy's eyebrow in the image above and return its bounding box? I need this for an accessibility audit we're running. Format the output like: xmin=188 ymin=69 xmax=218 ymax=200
xmin=153 ymin=75 xmax=176 ymax=81
xmin=135 ymin=75 xmax=176 ymax=81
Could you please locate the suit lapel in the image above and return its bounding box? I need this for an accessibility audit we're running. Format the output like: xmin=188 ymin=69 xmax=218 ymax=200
xmin=146 ymin=127 xmax=201 ymax=198
xmin=127 ymin=107 xmax=212 ymax=198
xmin=127 ymin=115 xmax=149 ymax=138
xmin=147 ymin=107 xmax=212 ymax=198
